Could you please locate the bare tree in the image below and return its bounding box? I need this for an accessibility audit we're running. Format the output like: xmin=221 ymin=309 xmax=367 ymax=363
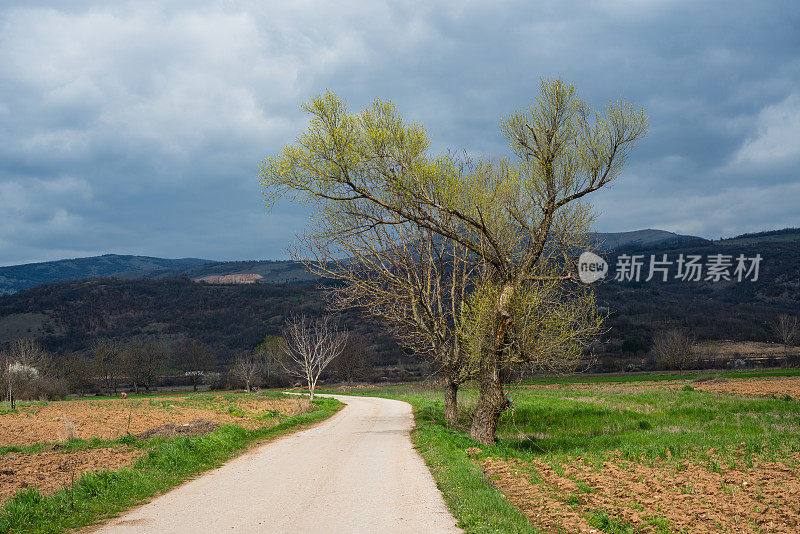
xmin=652 ymin=329 xmax=695 ymax=374
xmin=57 ymin=352 xmax=95 ymax=396
xmin=328 ymin=333 xmax=372 ymax=386
xmin=2 ymin=339 xmax=50 ymax=409
xmin=303 ymin=220 xmax=478 ymax=426
xmin=122 ymin=339 xmax=166 ymax=393
xmin=231 ymin=351 xmax=261 ymax=392
xmin=91 ymin=338 xmax=119 ymax=394
xmin=254 ymin=335 xmax=287 ymax=387
xmin=282 ymin=315 xmax=348 ymax=401
xmin=260 ymin=79 xmax=645 ymax=442
xmin=175 ymin=339 xmax=215 ymax=391
xmin=772 ymin=314 xmax=799 ymax=360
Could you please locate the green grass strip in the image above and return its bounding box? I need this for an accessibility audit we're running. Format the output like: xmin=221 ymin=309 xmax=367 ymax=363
xmin=407 ymin=400 xmax=541 ymax=534
xmin=0 ymin=396 xmax=342 ymax=534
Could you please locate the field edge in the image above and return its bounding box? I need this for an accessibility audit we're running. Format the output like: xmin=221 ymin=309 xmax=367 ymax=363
xmin=0 ymin=395 xmax=344 ymax=534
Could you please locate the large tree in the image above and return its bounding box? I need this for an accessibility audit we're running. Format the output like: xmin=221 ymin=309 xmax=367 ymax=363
xmin=299 ymin=216 xmax=478 ymax=425
xmin=260 ymin=79 xmax=646 ymax=443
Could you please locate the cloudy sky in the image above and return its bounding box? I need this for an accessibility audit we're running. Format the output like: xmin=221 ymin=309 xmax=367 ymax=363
xmin=1 ymin=1 xmax=798 ymax=265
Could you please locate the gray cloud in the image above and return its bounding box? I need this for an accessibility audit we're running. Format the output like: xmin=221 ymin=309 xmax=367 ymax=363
xmin=0 ymin=0 xmax=798 ymax=265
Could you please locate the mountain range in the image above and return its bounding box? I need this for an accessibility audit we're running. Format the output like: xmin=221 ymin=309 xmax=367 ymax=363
xmin=0 ymin=229 xmax=702 ymax=295
xmin=0 ymin=227 xmax=797 ymax=371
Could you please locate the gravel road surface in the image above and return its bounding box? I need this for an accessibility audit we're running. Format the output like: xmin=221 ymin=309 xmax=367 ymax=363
xmin=88 ymin=394 xmax=462 ymax=534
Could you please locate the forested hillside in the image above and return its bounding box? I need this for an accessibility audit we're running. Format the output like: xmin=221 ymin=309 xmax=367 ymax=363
xmin=0 ymin=276 xmax=404 ymax=370
xmin=0 ymin=231 xmax=797 ymax=375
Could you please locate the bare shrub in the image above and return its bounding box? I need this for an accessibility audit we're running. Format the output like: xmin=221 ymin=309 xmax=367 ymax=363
xmin=772 ymin=314 xmax=799 ymax=360
xmin=230 ymin=351 xmax=261 ymax=392
xmin=652 ymin=329 xmax=695 ymax=374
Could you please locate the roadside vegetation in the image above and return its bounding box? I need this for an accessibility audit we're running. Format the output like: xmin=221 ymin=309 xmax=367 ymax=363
xmin=0 ymin=391 xmax=342 ymax=534
xmin=326 ymin=371 xmax=800 ymax=533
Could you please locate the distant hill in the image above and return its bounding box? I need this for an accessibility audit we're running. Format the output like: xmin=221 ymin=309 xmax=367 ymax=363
xmin=0 ymin=277 xmax=404 ymax=368
xmin=592 ymin=229 xmax=706 ymax=250
xmin=717 ymin=227 xmax=800 ymax=246
xmin=157 ymin=260 xmax=318 ymax=284
xmin=0 ymin=229 xmax=708 ymax=295
xmin=0 ymin=228 xmax=797 ymax=374
xmin=0 ymin=255 xmax=214 ymax=295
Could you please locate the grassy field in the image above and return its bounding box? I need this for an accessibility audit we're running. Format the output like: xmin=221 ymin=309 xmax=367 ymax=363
xmin=327 ymin=370 xmax=800 ymax=533
xmin=0 ymin=391 xmax=343 ymax=534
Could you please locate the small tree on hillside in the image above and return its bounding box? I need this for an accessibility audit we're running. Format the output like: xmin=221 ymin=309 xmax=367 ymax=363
xmin=772 ymin=314 xmax=799 ymax=360
xmin=652 ymin=329 xmax=695 ymax=374
xmin=282 ymin=315 xmax=348 ymax=401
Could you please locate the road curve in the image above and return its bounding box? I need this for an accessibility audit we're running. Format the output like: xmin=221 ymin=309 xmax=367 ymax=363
xmin=87 ymin=395 xmax=462 ymax=534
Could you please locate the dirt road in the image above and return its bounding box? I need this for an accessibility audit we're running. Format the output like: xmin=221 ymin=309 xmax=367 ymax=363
xmin=88 ymin=395 xmax=462 ymax=534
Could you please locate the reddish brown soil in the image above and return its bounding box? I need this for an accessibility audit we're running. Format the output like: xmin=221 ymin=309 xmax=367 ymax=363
xmin=694 ymin=377 xmax=800 ymax=399
xmin=480 ymin=454 xmax=800 ymax=533
xmin=524 ymin=376 xmax=800 ymax=400
xmin=0 ymin=395 xmax=311 ymax=446
xmin=0 ymin=447 xmax=143 ymax=504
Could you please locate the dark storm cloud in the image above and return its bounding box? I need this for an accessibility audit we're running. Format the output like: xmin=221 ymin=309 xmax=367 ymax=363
xmin=0 ymin=0 xmax=798 ymax=265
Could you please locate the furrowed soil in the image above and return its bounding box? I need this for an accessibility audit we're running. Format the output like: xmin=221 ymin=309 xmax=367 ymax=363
xmin=0 ymin=393 xmax=313 ymax=506
xmin=693 ymin=376 xmax=800 ymax=399
xmin=480 ymin=454 xmax=800 ymax=534
xmin=0 ymin=447 xmax=143 ymax=503
xmin=0 ymin=394 xmax=311 ymax=446
xmin=525 ymin=376 xmax=800 ymax=399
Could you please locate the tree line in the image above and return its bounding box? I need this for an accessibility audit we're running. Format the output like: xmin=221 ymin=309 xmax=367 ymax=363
xmin=1 ymin=314 xmax=370 ymax=408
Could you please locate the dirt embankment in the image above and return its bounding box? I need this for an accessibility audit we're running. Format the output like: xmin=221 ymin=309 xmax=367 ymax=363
xmin=0 ymin=447 xmax=143 ymax=503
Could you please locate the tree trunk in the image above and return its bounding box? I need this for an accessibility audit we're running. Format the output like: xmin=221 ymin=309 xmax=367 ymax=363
xmin=469 ymin=350 xmax=509 ymax=445
xmin=469 ymin=285 xmax=513 ymax=444
xmin=444 ymin=378 xmax=459 ymax=427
